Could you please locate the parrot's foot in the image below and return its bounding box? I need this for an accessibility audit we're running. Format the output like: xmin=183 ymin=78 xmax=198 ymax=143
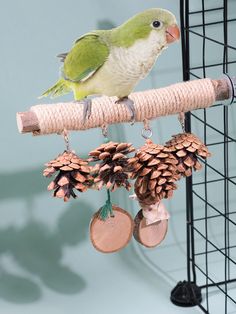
xmin=115 ymin=97 xmax=136 ymax=124
xmin=74 ymin=98 xmax=92 ymax=122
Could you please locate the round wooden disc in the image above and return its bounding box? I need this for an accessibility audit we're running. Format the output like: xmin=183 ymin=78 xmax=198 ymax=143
xmin=133 ymin=210 xmax=168 ymax=248
xmin=90 ymin=205 xmax=134 ymax=253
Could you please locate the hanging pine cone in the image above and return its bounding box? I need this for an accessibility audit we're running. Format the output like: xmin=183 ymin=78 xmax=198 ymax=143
xmin=43 ymin=151 xmax=92 ymax=201
xmin=89 ymin=141 xmax=135 ymax=192
xmin=165 ymin=133 xmax=211 ymax=177
xmin=128 ymin=139 xmax=180 ymax=205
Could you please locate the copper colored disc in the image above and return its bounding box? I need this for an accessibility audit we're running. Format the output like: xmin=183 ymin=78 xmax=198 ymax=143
xmin=133 ymin=210 xmax=168 ymax=248
xmin=90 ymin=205 xmax=134 ymax=253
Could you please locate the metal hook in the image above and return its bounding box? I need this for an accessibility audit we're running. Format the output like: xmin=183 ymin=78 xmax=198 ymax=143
xmin=101 ymin=123 xmax=109 ymax=143
xmin=62 ymin=129 xmax=70 ymax=151
xmin=178 ymin=112 xmax=186 ymax=132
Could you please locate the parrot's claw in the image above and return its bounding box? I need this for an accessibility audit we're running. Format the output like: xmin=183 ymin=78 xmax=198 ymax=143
xmin=116 ymin=97 xmax=136 ymax=124
xmin=74 ymin=98 xmax=92 ymax=122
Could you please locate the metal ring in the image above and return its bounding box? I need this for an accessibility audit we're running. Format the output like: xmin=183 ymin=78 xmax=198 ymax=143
xmin=141 ymin=128 xmax=153 ymax=139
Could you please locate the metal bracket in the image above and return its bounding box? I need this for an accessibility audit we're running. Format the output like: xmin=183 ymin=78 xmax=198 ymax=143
xmin=223 ymin=74 xmax=236 ymax=105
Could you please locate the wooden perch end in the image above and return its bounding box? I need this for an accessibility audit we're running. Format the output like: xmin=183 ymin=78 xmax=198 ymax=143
xmin=211 ymin=78 xmax=230 ymax=101
xmin=16 ymin=78 xmax=231 ymax=136
xmin=17 ymin=111 xmax=40 ymax=133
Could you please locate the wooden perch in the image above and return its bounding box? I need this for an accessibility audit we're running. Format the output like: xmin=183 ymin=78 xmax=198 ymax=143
xmin=16 ymin=78 xmax=231 ymax=136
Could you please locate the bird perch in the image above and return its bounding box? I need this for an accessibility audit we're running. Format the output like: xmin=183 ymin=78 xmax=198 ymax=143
xmin=16 ymin=78 xmax=233 ymax=136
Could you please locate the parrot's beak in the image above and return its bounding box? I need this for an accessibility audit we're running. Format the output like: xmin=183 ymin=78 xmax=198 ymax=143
xmin=166 ymin=24 xmax=180 ymax=43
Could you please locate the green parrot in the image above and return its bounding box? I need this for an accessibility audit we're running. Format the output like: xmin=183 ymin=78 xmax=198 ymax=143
xmin=40 ymin=8 xmax=180 ymax=121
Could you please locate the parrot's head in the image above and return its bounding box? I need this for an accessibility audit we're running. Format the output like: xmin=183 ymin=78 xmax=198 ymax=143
xmin=114 ymin=8 xmax=180 ymax=47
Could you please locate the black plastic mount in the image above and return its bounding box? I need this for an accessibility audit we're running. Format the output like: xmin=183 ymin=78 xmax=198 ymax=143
xmin=170 ymin=281 xmax=202 ymax=307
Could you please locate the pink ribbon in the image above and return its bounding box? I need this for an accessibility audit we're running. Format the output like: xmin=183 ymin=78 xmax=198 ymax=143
xmin=129 ymin=194 xmax=170 ymax=225
xmin=142 ymin=201 xmax=170 ymax=225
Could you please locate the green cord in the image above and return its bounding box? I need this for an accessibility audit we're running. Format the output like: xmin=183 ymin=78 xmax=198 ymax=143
xmin=99 ymin=189 xmax=114 ymax=220
xmin=99 ymin=133 xmax=114 ymax=220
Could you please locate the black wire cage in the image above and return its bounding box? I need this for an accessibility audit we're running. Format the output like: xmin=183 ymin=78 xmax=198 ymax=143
xmin=171 ymin=1 xmax=236 ymax=313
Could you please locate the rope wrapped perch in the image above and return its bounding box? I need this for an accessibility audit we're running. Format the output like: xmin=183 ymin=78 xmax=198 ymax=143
xmin=16 ymin=78 xmax=232 ymax=135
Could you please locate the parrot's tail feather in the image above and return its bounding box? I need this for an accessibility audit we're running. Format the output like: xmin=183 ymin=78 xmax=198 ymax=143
xmin=57 ymin=52 xmax=68 ymax=62
xmin=39 ymin=79 xmax=71 ymax=99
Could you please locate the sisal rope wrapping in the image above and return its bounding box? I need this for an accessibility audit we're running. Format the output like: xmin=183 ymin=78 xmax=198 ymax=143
xmin=30 ymin=78 xmax=216 ymax=135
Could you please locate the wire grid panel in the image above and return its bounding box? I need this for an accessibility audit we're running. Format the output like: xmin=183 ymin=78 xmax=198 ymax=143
xmin=181 ymin=0 xmax=236 ymax=313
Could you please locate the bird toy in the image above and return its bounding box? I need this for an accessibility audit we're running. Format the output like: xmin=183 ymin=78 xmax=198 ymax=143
xmin=16 ymin=8 xmax=218 ymax=253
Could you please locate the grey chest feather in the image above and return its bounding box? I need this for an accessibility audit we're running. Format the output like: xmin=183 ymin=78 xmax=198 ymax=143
xmin=107 ymin=31 xmax=167 ymax=82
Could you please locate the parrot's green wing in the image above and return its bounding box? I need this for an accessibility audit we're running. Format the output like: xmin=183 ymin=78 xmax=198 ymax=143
xmin=62 ymin=33 xmax=110 ymax=82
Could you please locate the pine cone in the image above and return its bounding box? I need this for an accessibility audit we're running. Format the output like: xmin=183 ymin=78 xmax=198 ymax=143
xmin=128 ymin=140 xmax=180 ymax=205
xmin=165 ymin=133 xmax=211 ymax=177
xmin=43 ymin=151 xmax=92 ymax=201
xmin=89 ymin=141 xmax=135 ymax=192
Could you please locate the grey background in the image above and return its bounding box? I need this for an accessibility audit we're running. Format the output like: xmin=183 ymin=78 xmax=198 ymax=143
xmin=0 ymin=1 xmax=235 ymax=313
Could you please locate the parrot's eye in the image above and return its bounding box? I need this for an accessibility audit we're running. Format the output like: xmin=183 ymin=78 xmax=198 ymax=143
xmin=152 ymin=20 xmax=162 ymax=28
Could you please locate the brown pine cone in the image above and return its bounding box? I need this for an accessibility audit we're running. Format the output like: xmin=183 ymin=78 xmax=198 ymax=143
xmin=165 ymin=133 xmax=211 ymax=177
xmin=43 ymin=151 xmax=92 ymax=201
xmin=128 ymin=139 xmax=180 ymax=205
xmin=89 ymin=141 xmax=135 ymax=192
